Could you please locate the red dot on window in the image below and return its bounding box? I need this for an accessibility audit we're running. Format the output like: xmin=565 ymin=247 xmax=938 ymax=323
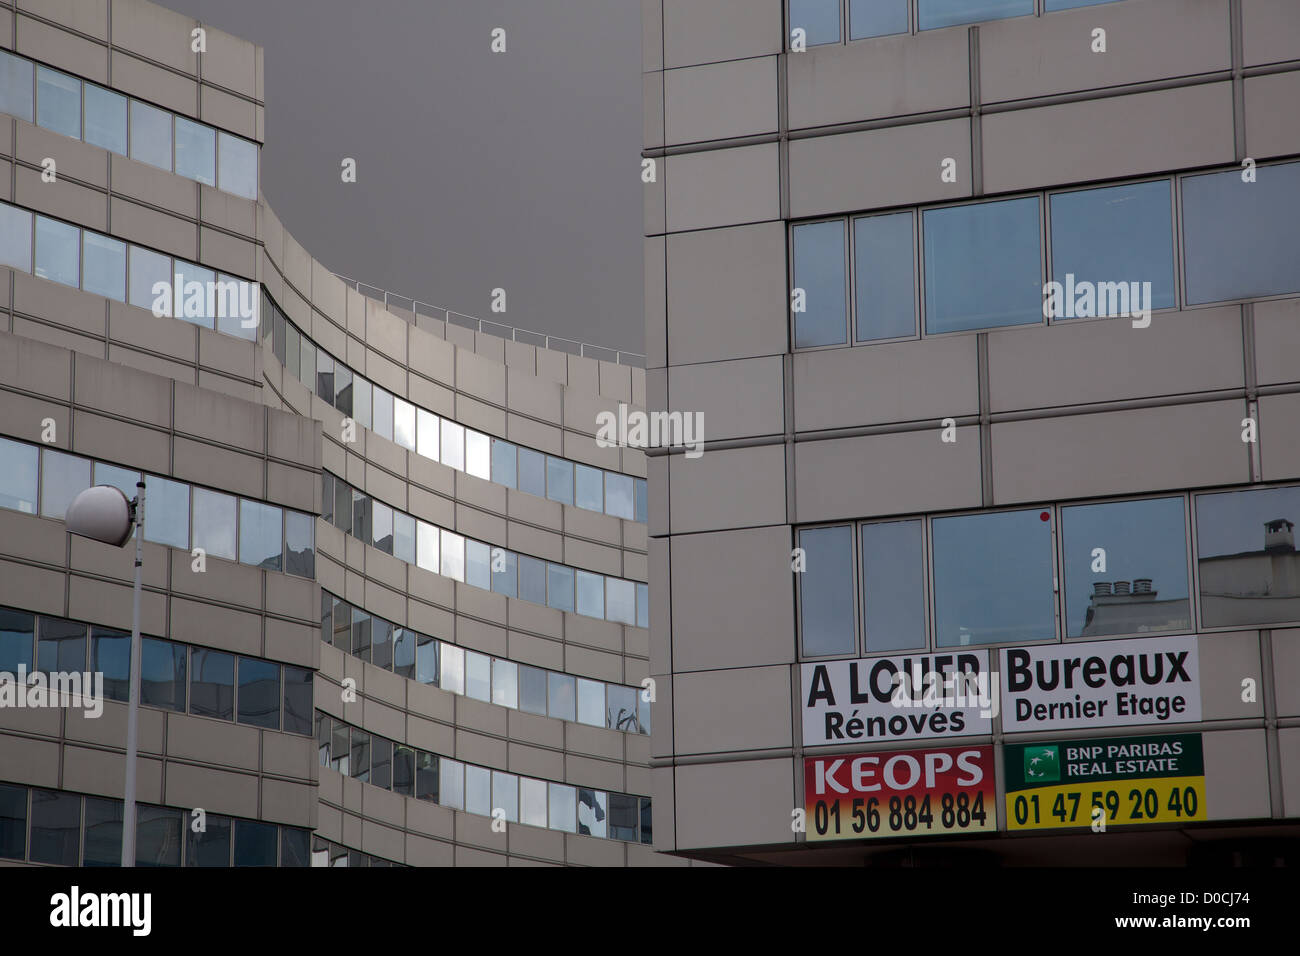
xmin=1039 ymin=511 xmax=1050 ymax=522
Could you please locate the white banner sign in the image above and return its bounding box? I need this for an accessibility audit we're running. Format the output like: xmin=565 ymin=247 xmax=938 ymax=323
xmin=1000 ymin=635 xmax=1200 ymax=733
xmin=801 ymin=650 xmax=993 ymax=747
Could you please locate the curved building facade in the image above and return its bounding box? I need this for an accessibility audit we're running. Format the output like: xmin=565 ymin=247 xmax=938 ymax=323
xmin=0 ymin=0 xmax=681 ymax=867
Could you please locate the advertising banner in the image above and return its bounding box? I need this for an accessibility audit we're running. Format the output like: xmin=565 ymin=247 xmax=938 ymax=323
xmin=804 ymin=744 xmax=997 ymax=842
xmin=999 ymin=634 xmax=1199 ymax=733
xmin=1004 ymin=733 xmax=1206 ymax=831
xmin=801 ymin=650 xmax=993 ymax=746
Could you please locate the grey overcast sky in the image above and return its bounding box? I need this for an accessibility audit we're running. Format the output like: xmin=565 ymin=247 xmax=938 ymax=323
xmin=161 ymin=0 xmax=644 ymax=354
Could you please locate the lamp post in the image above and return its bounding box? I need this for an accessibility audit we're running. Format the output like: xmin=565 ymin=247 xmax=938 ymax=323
xmin=65 ymin=480 xmax=145 ymax=868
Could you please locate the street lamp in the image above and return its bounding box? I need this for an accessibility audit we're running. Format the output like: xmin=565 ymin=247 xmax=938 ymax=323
xmin=65 ymin=480 xmax=145 ymax=868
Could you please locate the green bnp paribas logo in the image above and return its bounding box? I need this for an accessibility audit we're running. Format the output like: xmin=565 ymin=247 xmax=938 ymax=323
xmin=1024 ymin=746 xmax=1060 ymax=783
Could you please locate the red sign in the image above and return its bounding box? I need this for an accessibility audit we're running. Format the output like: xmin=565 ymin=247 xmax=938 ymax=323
xmin=804 ymin=745 xmax=997 ymax=842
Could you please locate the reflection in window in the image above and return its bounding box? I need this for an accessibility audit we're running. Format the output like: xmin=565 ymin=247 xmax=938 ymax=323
xmin=233 ymin=820 xmax=277 ymax=867
xmin=393 ymin=745 xmax=415 ymax=797
xmin=91 ymin=626 xmax=130 ymax=702
xmin=85 ymin=83 xmax=127 ymax=154
xmin=283 ymin=665 xmax=313 ymax=736
xmin=136 ymin=805 xmax=182 ymax=867
xmin=351 ymin=610 xmax=371 ymax=663
xmin=192 ymin=487 xmax=237 ymax=561
xmin=441 ymin=529 xmax=465 ymax=582
xmin=394 ymin=398 xmax=416 ymax=450
xmin=1061 ymin=497 xmax=1190 ymax=637
xmin=465 ymin=651 xmax=491 ymax=702
xmin=1196 ymin=485 xmax=1300 ymax=627
xmin=441 ymin=421 xmax=465 ymax=471
xmin=36 ymin=66 xmax=80 ymax=139
xmin=577 ymin=678 xmax=604 ymax=727
xmin=415 ymin=634 xmax=438 ymax=685
xmin=237 ymin=656 xmax=280 ymax=729
xmin=790 ymin=0 xmax=841 ymax=45
xmin=416 ymin=408 xmax=438 ymax=460
xmin=862 ymin=520 xmax=926 ymax=652
xmin=798 ymin=525 xmax=855 ymax=656
xmin=491 ymin=548 xmax=517 ymax=598
xmin=548 ymin=671 xmax=576 ymax=722
xmin=29 ymin=789 xmax=79 ymax=866
xmin=793 ymin=220 xmax=847 ymax=348
xmin=394 ymin=627 xmax=416 ymax=680
xmin=175 ymin=116 xmax=216 ymax=186
xmin=371 ymin=738 xmax=392 ymax=790
xmin=416 ymin=751 xmax=439 ymax=802
xmin=218 ymin=131 xmax=258 ymax=200
xmin=1182 ymin=162 xmax=1300 ymax=304
xmin=186 ymin=812 xmax=231 ymax=866
xmin=82 ymin=232 xmax=127 ymax=301
xmin=0 ymin=609 xmax=34 ymax=675
xmin=519 ymin=665 xmax=547 ymax=715
xmin=143 ymin=475 xmax=189 ymax=549
xmin=1050 ymin=181 xmax=1176 ymax=315
xmin=393 ymin=511 xmax=416 ymax=565
xmin=465 ymin=765 xmax=491 ymax=816
xmin=34 ymin=216 xmax=79 ymax=287
xmin=0 ymin=50 xmax=34 ymax=122
xmin=440 ymin=643 xmax=465 ymax=695
xmin=140 ymin=637 xmax=186 ymax=711
xmin=547 ymin=457 xmax=574 ymax=505
xmin=37 ymin=618 xmax=85 ymax=675
xmin=607 ymin=578 xmax=636 ymax=625
xmin=850 ymin=0 xmax=909 ymax=39
xmin=284 ymin=509 xmax=314 ymax=578
xmin=607 ymin=684 xmax=639 ymax=733
xmin=855 ymin=212 xmax=915 ymax=341
xmin=350 ymin=729 xmax=371 ymax=782
xmin=239 ymin=499 xmax=282 ymax=570
xmin=466 ymin=431 xmax=491 ymax=480
xmin=0 ymin=784 xmax=25 ymax=859
xmin=493 ymin=771 xmax=519 ymax=823
xmin=0 ymin=204 xmax=32 ymax=271
xmin=40 ymin=450 xmax=90 ymax=520
xmin=576 ymin=464 xmax=603 ymax=511
xmin=82 ymin=797 xmax=122 ymax=867
xmin=578 ymin=788 xmax=607 ymax=838
xmin=606 ymin=473 xmax=635 ymax=520
xmin=918 ymin=0 xmax=1034 ymax=31
xmin=130 ymin=100 xmax=172 ymax=171
xmin=491 ymin=658 xmax=518 ymax=709
xmin=372 ymin=500 xmax=394 ymax=554
xmin=932 ymin=509 xmax=1056 ymax=646
xmin=549 ymin=783 xmax=576 ymax=833
xmin=924 ymin=197 xmax=1042 ymax=333
xmin=609 ymin=793 xmax=638 ymax=842
xmin=416 ymin=520 xmax=439 ymax=573
xmin=190 ymin=648 xmax=235 ymax=721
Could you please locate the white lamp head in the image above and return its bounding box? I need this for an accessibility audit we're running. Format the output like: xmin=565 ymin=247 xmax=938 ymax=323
xmin=65 ymin=485 xmax=135 ymax=548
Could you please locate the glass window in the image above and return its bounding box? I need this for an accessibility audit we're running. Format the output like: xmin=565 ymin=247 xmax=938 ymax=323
xmin=331 ymin=721 xmax=349 ymax=775
xmin=440 ymin=642 xmax=465 ymax=695
xmin=491 ymin=439 xmax=516 ymax=488
xmin=284 ymin=510 xmax=314 ymax=578
xmin=577 ymin=678 xmax=604 ymax=726
xmin=607 ymin=578 xmax=636 ymax=625
xmin=1061 ymin=497 xmax=1190 ymax=638
xmin=862 ymin=520 xmax=926 ymax=652
xmin=351 ymin=609 xmax=371 ymax=662
xmin=0 ymin=608 xmax=35 ymax=675
xmin=518 ymin=448 xmax=546 ymax=497
xmin=191 ymin=648 xmax=235 ymax=721
xmin=519 ymin=665 xmax=547 ymax=715
xmin=136 ymin=805 xmax=182 ymax=867
xmin=1183 ymin=162 xmax=1300 ymax=304
xmin=334 ymin=364 xmax=353 ymax=417
xmin=439 ymin=758 xmax=464 ymax=810
xmin=416 ymin=751 xmax=439 ymax=802
xmin=1046 ymin=0 xmax=1126 ymax=8
xmin=932 ymin=508 xmax=1056 ymax=646
xmin=174 ymin=116 xmax=216 ymax=186
xmin=491 ymin=658 xmax=518 ymax=709
xmin=850 ymin=0 xmax=909 ymax=38
xmin=441 ymin=421 xmax=465 ymax=471
xmin=465 ymin=765 xmax=491 ymax=816
xmin=216 ymin=273 xmax=259 ymax=340
xmin=519 ymin=555 xmax=547 ymax=605
xmin=606 ymin=473 xmax=635 ymax=519
xmin=640 ymin=797 xmax=653 ymax=844
xmin=798 ymin=525 xmax=856 ymax=656
xmin=790 ymin=0 xmax=841 ymax=45
xmin=546 ymin=457 xmax=574 ymax=505
xmin=140 ymin=637 xmax=185 ymax=712
xmin=174 ymin=260 xmax=215 ymax=329
xmin=84 ymin=83 xmax=128 ymax=154
xmin=854 ymin=212 xmax=916 ymax=341
xmin=350 ymin=728 xmax=371 ymax=782
xmin=1196 ymin=485 xmax=1300 ymax=627
xmin=441 ymin=529 xmax=465 ymax=582
xmin=548 ymin=671 xmax=576 ymax=722
xmin=394 ymin=627 xmax=417 ymax=680
xmin=417 ymin=408 xmax=438 ymax=460
xmin=635 ymin=478 xmax=648 ymax=523
xmin=637 ymin=582 xmax=649 ymax=629
xmin=29 ymin=789 xmax=80 ymax=866
xmin=0 ymin=203 xmax=32 ymax=272
xmin=218 ymin=131 xmax=258 ymax=199
xmin=91 ymin=626 xmax=131 ymax=702
xmin=82 ymin=232 xmax=126 ymax=301
xmin=466 ymin=539 xmax=491 ymax=590
xmin=299 ymin=336 xmax=316 ymax=393
xmin=919 ymin=0 xmax=1034 ymax=31
xmin=371 ymin=617 xmax=393 ymax=671
xmin=465 ymin=430 xmax=491 ymax=480
xmin=415 ymin=633 xmax=437 ymax=684
xmin=608 ymin=684 xmax=639 ymax=733
xmin=491 ymin=548 xmax=517 ymax=598
xmin=639 ymin=687 xmax=652 ymax=735
xmin=549 ymin=783 xmax=576 ymax=833
xmin=356 ymin=377 xmax=375 ymax=430
xmin=0 ymin=437 xmax=39 ymax=514
xmin=578 ymin=788 xmax=607 ymax=838
xmin=239 ymin=499 xmax=282 ymax=570
xmin=609 ymin=793 xmax=639 ymax=841
xmin=793 ymin=220 xmax=847 ymax=348
xmin=36 ymin=66 xmax=80 ymax=139
xmin=465 ymin=650 xmax=491 ymax=702
xmin=233 ymin=820 xmax=277 ymax=867
xmin=392 ymin=745 xmax=415 ymax=797
xmin=34 ymin=216 xmax=79 ymax=287
xmin=520 ymin=777 xmax=547 ymax=828
xmin=371 ymin=737 xmax=392 ymax=790
xmin=83 ymin=796 xmax=123 ymax=866
xmin=334 ymin=478 xmax=352 ymax=535
xmin=493 ymin=771 xmax=519 ymax=823
xmin=237 ymin=656 xmax=279 ymax=729
xmin=93 ymin=462 xmax=140 ymax=500
xmin=143 ymin=475 xmax=189 ymax=549
xmin=547 ymin=564 xmax=574 ymax=612
xmin=129 ymin=246 xmax=171 ymax=312
xmin=280 ymin=827 xmax=310 ymax=868
xmin=37 ymin=618 xmax=85 ymax=674
xmin=393 ymin=511 xmax=416 ymax=565
xmin=130 ymin=100 xmax=172 ymax=171
xmin=1049 ymin=180 xmax=1176 ymax=316
xmin=40 ymin=450 xmax=90 ymax=520
xmin=0 ymin=50 xmax=34 ymax=122
xmin=185 ymin=812 xmax=231 ymax=866
xmin=315 ymin=349 xmax=335 ymax=405
xmin=372 ymin=500 xmax=394 ymax=554
xmin=192 ymin=487 xmax=236 ymax=561
xmin=923 ymin=196 xmax=1042 ymax=333
xmin=576 ymin=464 xmax=603 ymax=511
xmin=576 ymin=570 xmax=604 ymax=619
xmin=330 ymin=599 xmax=351 ymax=654
xmin=286 ymin=321 xmax=300 ymax=370
xmin=416 ymin=520 xmax=439 ymax=573
xmin=393 ymin=398 xmax=416 ymax=450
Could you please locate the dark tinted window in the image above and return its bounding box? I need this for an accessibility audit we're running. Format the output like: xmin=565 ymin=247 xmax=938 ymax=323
xmin=29 ymin=789 xmax=79 ymax=866
xmin=0 ymin=784 xmax=27 ymax=860
xmin=190 ymin=648 xmax=235 ymax=721
xmin=136 ymin=805 xmax=182 ymax=867
xmin=233 ymin=819 xmax=277 ymax=866
xmin=37 ymin=618 xmax=86 ymax=674
xmin=82 ymin=797 xmax=123 ymax=867
xmin=282 ymin=665 xmax=313 ymax=736
xmin=0 ymin=608 xmax=34 ymax=675
xmin=91 ymin=626 xmax=131 ymax=702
